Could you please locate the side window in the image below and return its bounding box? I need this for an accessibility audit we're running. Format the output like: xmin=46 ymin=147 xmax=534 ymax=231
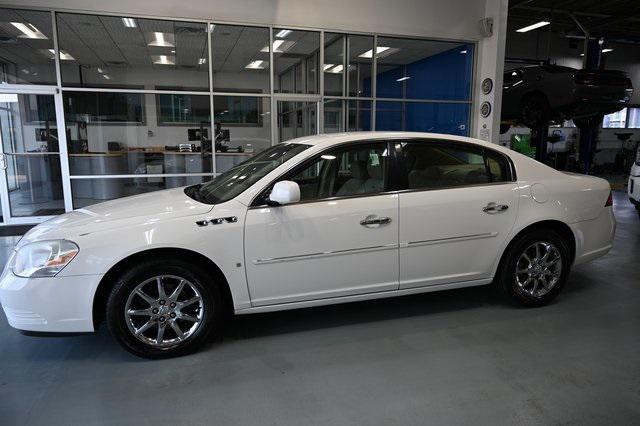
xmin=284 ymin=143 xmax=388 ymax=202
xmin=400 ymin=141 xmax=510 ymax=190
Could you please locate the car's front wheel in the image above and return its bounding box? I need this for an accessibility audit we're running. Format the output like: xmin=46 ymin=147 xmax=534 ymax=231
xmin=497 ymin=229 xmax=571 ymax=307
xmin=106 ymin=257 xmax=222 ymax=358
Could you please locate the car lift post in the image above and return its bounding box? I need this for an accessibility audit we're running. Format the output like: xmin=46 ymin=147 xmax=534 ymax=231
xmin=532 ymin=123 xmax=549 ymax=163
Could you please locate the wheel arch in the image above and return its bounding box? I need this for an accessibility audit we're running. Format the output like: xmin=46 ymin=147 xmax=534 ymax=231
xmin=494 ymin=219 xmax=576 ymax=277
xmin=92 ymin=248 xmax=234 ymax=330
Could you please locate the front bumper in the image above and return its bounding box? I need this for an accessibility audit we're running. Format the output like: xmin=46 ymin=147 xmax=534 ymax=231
xmin=0 ymin=271 xmax=103 ymax=333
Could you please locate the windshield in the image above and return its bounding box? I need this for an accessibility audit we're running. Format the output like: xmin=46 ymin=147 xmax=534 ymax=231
xmin=185 ymin=143 xmax=310 ymax=204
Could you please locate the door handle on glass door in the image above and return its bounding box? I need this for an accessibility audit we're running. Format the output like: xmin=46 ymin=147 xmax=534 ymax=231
xmin=482 ymin=202 xmax=509 ymax=214
xmin=360 ymin=215 xmax=392 ymax=227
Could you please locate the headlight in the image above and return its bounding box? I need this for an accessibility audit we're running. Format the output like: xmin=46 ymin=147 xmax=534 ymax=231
xmin=11 ymin=240 xmax=79 ymax=278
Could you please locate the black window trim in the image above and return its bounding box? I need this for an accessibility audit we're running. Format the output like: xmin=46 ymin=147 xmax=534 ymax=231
xmin=250 ymin=139 xmax=394 ymax=207
xmin=248 ymin=137 xmax=517 ymax=207
xmin=388 ymin=138 xmax=516 ymax=193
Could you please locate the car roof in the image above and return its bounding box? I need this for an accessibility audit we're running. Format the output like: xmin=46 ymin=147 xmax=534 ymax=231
xmin=282 ymin=131 xmax=507 ymax=152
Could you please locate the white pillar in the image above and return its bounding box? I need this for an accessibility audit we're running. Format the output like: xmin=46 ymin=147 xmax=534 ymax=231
xmin=473 ymin=0 xmax=508 ymax=144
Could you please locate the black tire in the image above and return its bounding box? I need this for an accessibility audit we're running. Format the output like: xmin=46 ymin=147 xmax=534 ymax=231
xmin=521 ymin=93 xmax=551 ymax=128
xmin=106 ymin=257 xmax=223 ymax=359
xmin=497 ymin=229 xmax=571 ymax=307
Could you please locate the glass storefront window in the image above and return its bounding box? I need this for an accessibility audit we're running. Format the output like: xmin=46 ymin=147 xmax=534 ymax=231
xmin=212 ymin=24 xmax=270 ymax=93
xmin=71 ymin=175 xmax=213 ymax=208
xmin=375 ymin=37 xmax=473 ymax=101
xmin=273 ymin=29 xmax=319 ymax=94
xmin=347 ymin=35 xmax=374 ymax=97
xmin=0 ymin=9 xmax=57 ymax=85
xmin=324 ymin=34 xmax=344 ymax=96
xmin=56 ymin=13 xmax=209 ymax=90
xmin=0 ymin=93 xmax=65 ymax=217
xmin=213 ymin=95 xmax=271 ymax=155
xmin=375 ymin=101 xmax=469 ymax=136
xmin=63 ymin=91 xmax=213 ymax=175
xmin=324 ymin=99 xmax=344 ymax=133
xmin=348 ymin=100 xmax=372 ymax=131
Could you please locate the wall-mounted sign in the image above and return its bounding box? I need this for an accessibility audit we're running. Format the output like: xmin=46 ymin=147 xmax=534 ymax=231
xmin=481 ymin=78 xmax=493 ymax=95
xmin=480 ymin=101 xmax=492 ymax=118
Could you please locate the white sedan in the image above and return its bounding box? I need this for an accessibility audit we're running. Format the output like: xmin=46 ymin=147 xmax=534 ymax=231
xmin=0 ymin=132 xmax=615 ymax=358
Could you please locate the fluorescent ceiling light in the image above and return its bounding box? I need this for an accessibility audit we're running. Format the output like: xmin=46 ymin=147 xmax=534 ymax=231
xmin=396 ymin=76 xmax=411 ymax=82
xmin=97 ymin=67 xmax=104 ymax=73
xmin=460 ymin=50 xmax=467 ymax=54
xmin=602 ymin=48 xmax=613 ymax=53
xmin=260 ymin=39 xmax=295 ymax=53
xmin=276 ymin=29 xmax=292 ymax=38
xmin=11 ymin=22 xmax=47 ymax=39
xmin=122 ymin=18 xmax=137 ymax=28
xmin=46 ymin=49 xmax=75 ymax=60
xmin=198 ymin=58 xmax=207 ymax=64
xmin=148 ymin=32 xmax=175 ymax=47
xmin=358 ymin=46 xmax=390 ymax=58
xmin=516 ymin=21 xmax=550 ymax=33
xmin=152 ymin=54 xmax=175 ymax=65
xmin=323 ymin=63 xmax=335 ymax=71
xmin=102 ymin=74 xmax=111 ymax=80
xmin=0 ymin=94 xmax=19 ymax=103
xmin=329 ymin=64 xmax=343 ymax=73
xmin=209 ymin=23 xmax=216 ymax=33
xmin=245 ymin=60 xmax=266 ymax=69
xmin=321 ymin=155 xmax=336 ymax=160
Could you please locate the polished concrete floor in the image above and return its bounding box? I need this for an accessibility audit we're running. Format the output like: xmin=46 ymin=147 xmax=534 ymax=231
xmin=0 ymin=191 xmax=638 ymax=425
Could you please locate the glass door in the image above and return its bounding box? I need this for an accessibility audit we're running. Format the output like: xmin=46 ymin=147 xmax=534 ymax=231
xmin=0 ymin=88 xmax=69 ymax=224
xmin=276 ymin=99 xmax=319 ymax=143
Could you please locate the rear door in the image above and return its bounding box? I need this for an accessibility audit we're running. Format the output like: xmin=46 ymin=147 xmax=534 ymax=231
xmin=395 ymin=139 xmax=519 ymax=289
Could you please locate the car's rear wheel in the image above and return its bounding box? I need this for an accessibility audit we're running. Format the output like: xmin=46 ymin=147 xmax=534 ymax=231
xmin=106 ymin=257 xmax=222 ymax=358
xmin=497 ymin=229 xmax=571 ymax=307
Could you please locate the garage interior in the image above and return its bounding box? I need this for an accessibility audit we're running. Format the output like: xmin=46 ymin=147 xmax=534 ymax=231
xmin=0 ymin=0 xmax=639 ymax=424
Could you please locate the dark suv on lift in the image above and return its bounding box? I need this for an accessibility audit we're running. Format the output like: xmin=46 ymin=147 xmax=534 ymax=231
xmin=501 ymin=64 xmax=633 ymax=130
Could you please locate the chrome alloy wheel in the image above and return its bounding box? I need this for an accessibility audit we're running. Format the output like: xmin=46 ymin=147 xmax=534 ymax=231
xmin=124 ymin=275 xmax=205 ymax=348
xmin=514 ymin=241 xmax=563 ymax=298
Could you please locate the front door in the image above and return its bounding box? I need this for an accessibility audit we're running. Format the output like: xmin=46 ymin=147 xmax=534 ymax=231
xmin=0 ymin=88 xmax=69 ymax=224
xmin=244 ymin=141 xmax=399 ymax=306
xmin=396 ymin=139 xmax=520 ymax=289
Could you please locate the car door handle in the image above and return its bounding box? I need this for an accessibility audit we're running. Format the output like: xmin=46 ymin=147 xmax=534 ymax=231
xmin=360 ymin=215 xmax=392 ymax=227
xmin=482 ymin=202 xmax=509 ymax=214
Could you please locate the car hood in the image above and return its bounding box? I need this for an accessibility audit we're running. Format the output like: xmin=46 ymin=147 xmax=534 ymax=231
xmin=20 ymin=187 xmax=213 ymax=244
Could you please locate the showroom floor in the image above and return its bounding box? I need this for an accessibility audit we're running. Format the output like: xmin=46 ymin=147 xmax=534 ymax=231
xmin=0 ymin=191 xmax=638 ymax=425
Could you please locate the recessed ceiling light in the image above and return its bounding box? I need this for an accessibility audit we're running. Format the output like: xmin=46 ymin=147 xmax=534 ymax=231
xmin=46 ymin=49 xmax=75 ymax=60
xmin=460 ymin=50 xmax=467 ymax=54
xmin=245 ymin=60 xmax=266 ymax=69
xmin=276 ymin=29 xmax=292 ymax=38
xmin=122 ymin=18 xmax=137 ymax=28
xmin=11 ymin=22 xmax=47 ymax=39
xmin=97 ymin=67 xmax=104 ymax=73
xmin=358 ymin=46 xmax=391 ymax=58
xmin=329 ymin=64 xmax=343 ymax=73
xmin=323 ymin=63 xmax=335 ymax=71
xmin=102 ymin=74 xmax=111 ymax=80
xmin=396 ymin=76 xmax=411 ymax=82
xmin=602 ymin=48 xmax=613 ymax=53
xmin=261 ymin=39 xmax=295 ymax=53
xmin=516 ymin=21 xmax=550 ymax=33
xmin=152 ymin=54 xmax=175 ymax=65
xmin=148 ymin=32 xmax=175 ymax=47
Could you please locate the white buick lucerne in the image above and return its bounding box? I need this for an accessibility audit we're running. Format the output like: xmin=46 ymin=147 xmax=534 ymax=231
xmin=0 ymin=132 xmax=615 ymax=358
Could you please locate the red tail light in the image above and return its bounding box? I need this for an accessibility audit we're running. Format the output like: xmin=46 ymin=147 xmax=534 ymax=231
xmin=605 ymin=191 xmax=613 ymax=207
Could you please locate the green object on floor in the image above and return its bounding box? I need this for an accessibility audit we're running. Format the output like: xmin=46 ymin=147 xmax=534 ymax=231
xmin=511 ymin=134 xmax=536 ymax=159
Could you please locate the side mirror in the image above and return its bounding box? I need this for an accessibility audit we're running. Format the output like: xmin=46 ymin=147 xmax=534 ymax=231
xmin=269 ymin=180 xmax=300 ymax=205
